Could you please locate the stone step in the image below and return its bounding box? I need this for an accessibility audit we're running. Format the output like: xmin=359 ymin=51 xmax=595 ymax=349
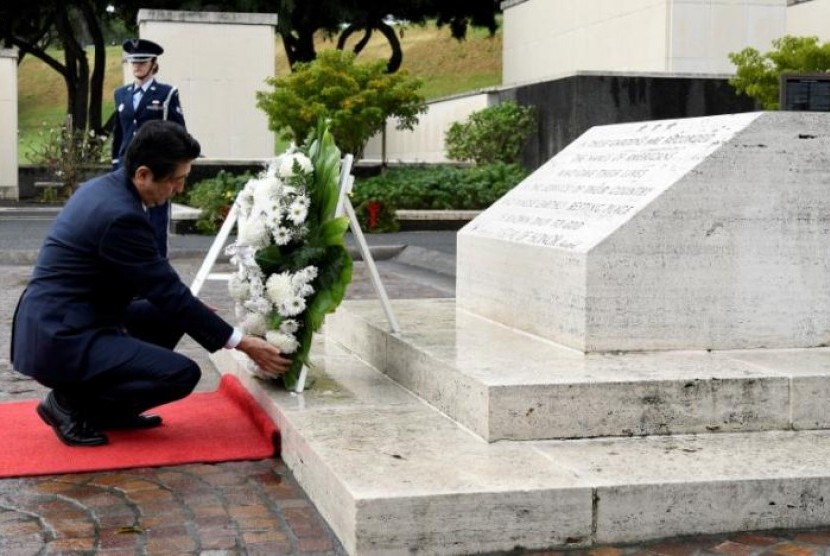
xmin=325 ymin=298 xmax=830 ymax=442
xmin=212 ymin=339 xmax=830 ymax=555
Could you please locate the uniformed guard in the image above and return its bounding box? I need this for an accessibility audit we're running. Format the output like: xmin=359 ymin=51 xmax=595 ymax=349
xmin=112 ymin=38 xmax=186 ymax=257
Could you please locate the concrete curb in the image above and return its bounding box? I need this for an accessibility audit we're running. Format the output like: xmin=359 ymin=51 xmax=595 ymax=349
xmin=393 ymin=246 xmax=456 ymax=277
xmin=0 ymin=245 xmax=455 ymax=272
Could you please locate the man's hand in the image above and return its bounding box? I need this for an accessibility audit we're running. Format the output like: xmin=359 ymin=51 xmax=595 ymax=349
xmin=236 ymin=335 xmax=292 ymax=378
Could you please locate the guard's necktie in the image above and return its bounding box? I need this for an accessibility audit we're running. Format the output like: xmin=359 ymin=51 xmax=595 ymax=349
xmin=132 ymin=87 xmax=143 ymax=110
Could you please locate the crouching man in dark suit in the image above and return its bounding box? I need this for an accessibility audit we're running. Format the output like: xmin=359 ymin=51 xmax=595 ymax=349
xmin=10 ymin=120 xmax=290 ymax=447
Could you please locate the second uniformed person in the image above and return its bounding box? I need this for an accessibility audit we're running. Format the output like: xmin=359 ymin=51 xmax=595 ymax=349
xmin=112 ymin=38 xmax=185 ymax=257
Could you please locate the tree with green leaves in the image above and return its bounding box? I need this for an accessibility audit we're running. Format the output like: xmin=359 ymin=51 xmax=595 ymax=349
xmin=0 ymin=0 xmax=114 ymax=133
xmin=2 ymin=0 xmax=496 ymax=140
xmin=256 ymin=49 xmax=427 ymax=157
xmin=277 ymin=0 xmax=500 ymax=72
xmin=728 ymin=35 xmax=830 ymax=109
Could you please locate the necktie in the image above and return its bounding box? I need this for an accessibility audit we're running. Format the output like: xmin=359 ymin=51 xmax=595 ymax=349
xmin=132 ymin=88 xmax=143 ymax=110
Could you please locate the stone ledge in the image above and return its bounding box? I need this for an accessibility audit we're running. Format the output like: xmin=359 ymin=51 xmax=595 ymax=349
xmin=326 ymin=298 xmax=830 ymax=442
xmin=212 ymin=335 xmax=830 ymax=554
xmin=394 ymin=209 xmax=480 ymax=221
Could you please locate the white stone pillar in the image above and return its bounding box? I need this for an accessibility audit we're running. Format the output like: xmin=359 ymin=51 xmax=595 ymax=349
xmin=0 ymin=48 xmax=19 ymax=200
xmin=131 ymin=10 xmax=278 ymax=160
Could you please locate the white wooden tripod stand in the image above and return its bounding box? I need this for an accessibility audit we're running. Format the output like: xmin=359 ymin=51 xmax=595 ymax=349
xmin=190 ymin=155 xmax=400 ymax=388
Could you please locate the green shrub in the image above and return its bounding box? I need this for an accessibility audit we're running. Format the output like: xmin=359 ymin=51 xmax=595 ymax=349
xmin=185 ymin=170 xmax=254 ymax=234
xmin=351 ymin=163 xmax=527 ymax=232
xmin=256 ymin=50 xmax=427 ymax=157
xmin=445 ymin=101 xmax=537 ymax=165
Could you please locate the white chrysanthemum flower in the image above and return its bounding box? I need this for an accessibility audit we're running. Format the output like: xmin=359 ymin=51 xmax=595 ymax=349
xmin=297 ymin=283 xmax=314 ymax=298
xmin=230 ymin=245 xmax=261 ymax=275
xmin=236 ymin=185 xmax=256 ymax=217
xmin=279 ymin=319 xmax=300 ymax=335
xmin=263 ymin=154 xmax=291 ymax=179
xmin=297 ymin=265 xmax=318 ymax=283
xmin=277 ymin=152 xmax=313 ymax=178
xmin=243 ymin=295 xmax=272 ymax=315
xmin=224 ymin=244 xmax=241 ymax=266
xmin=228 ymin=273 xmax=250 ymax=302
xmin=265 ymin=330 xmax=299 ymax=354
xmin=262 ymin=204 xmax=284 ymax=231
xmin=248 ymin=275 xmax=265 ymax=301
xmin=287 ymin=199 xmax=309 ymax=225
xmin=238 ymin=218 xmax=270 ymax=248
xmin=273 ymin=226 xmax=292 ymax=245
xmin=279 ymin=296 xmax=307 ymax=317
xmin=250 ymin=176 xmax=281 ymax=206
xmin=234 ymin=303 xmax=247 ymax=322
xmin=265 ymin=272 xmax=293 ymax=305
xmin=241 ymin=312 xmax=269 ymax=336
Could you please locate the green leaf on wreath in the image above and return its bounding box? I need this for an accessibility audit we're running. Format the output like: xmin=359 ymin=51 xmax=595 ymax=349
xmin=320 ymin=217 xmax=350 ymax=247
xmin=255 ymin=245 xmax=283 ymax=274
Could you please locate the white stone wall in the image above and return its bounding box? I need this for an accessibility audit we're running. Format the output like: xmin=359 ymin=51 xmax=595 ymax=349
xmin=787 ymin=0 xmax=830 ymax=40
xmin=0 ymin=49 xmax=18 ymax=199
xmin=134 ymin=10 xmax=277 ymax=160
xmin=502 ymin=0 xmax=786 ymax=86
xmin=669 ymin=0 xmax=786 ymax=73
xmin=362 ymin=91 xmax=497 ymax=163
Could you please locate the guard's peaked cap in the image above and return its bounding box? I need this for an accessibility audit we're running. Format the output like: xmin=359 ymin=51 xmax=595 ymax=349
xmin=122 ymin=38 xmax=164 ymax=61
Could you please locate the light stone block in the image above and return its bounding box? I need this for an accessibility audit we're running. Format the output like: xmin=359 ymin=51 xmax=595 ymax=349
xmin=212 ymin=337 xmax=830 ymax=555
xmin=212 ymin=347 xmax=594 ymax=556
xmin=726 ymin=348 xmax=830 ymax=430
xmin=540 ymin=431 xmax=830 ymax=543
xmin=327 ymin=299 xmax=794 ymax=441
xmin=458 ymin=112 xmax=830 ymax=352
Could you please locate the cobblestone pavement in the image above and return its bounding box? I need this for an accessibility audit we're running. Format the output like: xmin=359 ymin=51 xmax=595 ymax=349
xmin=5 ymin=246 xmax=830 ymax=554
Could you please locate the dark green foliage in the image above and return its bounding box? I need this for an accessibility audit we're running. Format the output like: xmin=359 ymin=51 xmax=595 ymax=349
xmin=350 ymin=162 xmax=527 ymax=232
xmin=445 ymin=101 xmax=536 ymax=165
xmin=184 ymin=170 xmax=254 ymax=234
xmin=186 ymin=162 xmax=527 ymax=236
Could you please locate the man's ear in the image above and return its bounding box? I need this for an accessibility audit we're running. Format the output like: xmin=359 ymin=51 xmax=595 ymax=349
xmin=134 ymin=166 xmax=153 ymax=183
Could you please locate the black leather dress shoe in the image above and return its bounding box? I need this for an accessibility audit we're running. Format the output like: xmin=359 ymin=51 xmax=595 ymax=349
xmin=36 ymin=392 xmax=108 ymax=447
xmin=93 ymin=413 xmax=163 ymax=430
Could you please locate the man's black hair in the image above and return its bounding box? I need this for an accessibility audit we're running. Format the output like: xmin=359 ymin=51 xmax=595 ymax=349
xmin=123 ymin=120 xmax=201 ymax=180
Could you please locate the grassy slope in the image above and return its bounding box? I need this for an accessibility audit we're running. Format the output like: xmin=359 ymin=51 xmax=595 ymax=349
xmin=18 ymin=22 xmax=502 ymax=162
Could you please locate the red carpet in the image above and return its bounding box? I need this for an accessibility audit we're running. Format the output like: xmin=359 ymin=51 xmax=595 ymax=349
xmin=0 ymin=375 xmax=278 ymax=478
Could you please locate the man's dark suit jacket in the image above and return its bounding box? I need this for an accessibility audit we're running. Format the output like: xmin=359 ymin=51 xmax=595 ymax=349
xmin=11 ymin=169 xmax=232 ymax=384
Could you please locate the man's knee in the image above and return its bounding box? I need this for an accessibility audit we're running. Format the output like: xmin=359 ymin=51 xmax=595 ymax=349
xmin=168 ymin=359 xmax=201 ymax=394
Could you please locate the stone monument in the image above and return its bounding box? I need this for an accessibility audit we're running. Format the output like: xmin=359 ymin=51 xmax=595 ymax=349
xmin=457 ymin=111 xmax=830 ymax=351
xmin=215 ymin=111 xmax=830 ymax=554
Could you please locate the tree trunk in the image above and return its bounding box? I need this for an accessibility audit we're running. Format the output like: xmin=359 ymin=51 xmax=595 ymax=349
xmin=282 ymin=15 xmax=318 ymax=70
xmin=54 ymin=7 xmax=89 ymax=130
xmin=80 ymin=0 xmax=106 ymax=133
